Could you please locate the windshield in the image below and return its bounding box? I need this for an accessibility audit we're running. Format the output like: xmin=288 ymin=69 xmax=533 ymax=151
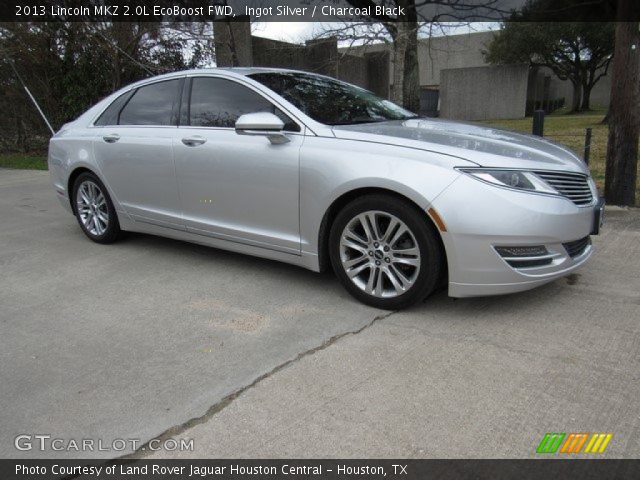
xmin=249 ymin=72 xmax=417 ymax=126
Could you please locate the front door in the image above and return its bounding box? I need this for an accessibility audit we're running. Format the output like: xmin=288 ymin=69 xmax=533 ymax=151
xmin=174 ymin=76 xmax=303 ymax=253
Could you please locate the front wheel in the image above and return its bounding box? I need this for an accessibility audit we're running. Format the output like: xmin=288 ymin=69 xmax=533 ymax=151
xmin=329 ymin=194 xmax=444 ymax=310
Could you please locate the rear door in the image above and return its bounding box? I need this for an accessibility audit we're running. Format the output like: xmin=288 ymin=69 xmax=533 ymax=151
xmin=173 ymin=76 xmax=303 ymax=253
xmin=93 ymin=78 xmax=184 ymax=229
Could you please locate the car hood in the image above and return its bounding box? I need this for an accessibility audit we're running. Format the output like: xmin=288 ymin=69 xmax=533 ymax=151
xmin=332 ymin=118 xmax=589 ymax=174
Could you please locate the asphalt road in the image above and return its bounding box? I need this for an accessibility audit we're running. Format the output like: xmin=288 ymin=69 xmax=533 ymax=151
xmin=1 ymin=169 xmax=639 ymax=459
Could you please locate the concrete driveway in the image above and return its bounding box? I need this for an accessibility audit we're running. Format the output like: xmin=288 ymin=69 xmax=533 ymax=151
xmin=1 ymin=169 xmax=639 ymax=459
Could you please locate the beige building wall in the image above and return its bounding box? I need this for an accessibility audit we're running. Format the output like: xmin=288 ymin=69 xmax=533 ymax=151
xmin=417 ymin=31 xmax=495 ymax=86
xmin=341 ymin=31 xmax=611 ymax=114
xmin=440 ymin=64 xmax=529 ymax=120
xmin=340 ymin=31 xmax=495 ymax=88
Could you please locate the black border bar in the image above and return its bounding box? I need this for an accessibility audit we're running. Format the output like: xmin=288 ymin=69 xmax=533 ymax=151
xmin=2 ymin=459 xmax=640 ymax=480
xmin=1 ymin=0 xmax=636 ymax=23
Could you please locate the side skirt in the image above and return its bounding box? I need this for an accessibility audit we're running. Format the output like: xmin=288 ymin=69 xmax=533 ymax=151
xmin=118 ymin=216 xmax=320 ymax=272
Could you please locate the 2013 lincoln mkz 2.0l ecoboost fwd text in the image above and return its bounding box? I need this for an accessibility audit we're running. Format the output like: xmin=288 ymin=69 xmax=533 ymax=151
xmin=48 ymin=68 xmax=604 ymax=309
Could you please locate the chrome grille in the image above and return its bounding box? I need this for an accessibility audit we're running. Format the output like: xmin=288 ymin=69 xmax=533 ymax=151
xmin=534 ymin=171 xmax=593 ymax=206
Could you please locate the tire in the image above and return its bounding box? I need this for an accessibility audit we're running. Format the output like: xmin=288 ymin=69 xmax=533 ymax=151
xmin=72 ymin=172 xmax=121 ymax=244
xmin=329 ymin=194 xmax=444 ymax=310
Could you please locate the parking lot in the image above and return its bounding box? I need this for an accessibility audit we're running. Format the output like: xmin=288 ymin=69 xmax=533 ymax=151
xmin=1 ymin=168 xmax=639 ymax=459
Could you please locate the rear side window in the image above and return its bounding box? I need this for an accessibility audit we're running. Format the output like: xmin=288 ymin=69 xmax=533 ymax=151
xmin=119 ymin=79 xmax=182 ymax=126
xmin=94 ymin=90 xmax=134 ymax=126
xmin=188 ymin=77 xmax=300 ymax=132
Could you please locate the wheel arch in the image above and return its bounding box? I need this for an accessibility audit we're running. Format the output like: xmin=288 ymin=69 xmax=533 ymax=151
xmin=67 ymin=166 xmax=118 ymax=216
xmin=317 ymin=187 xmax=448 ymax=285
xmin=67 ymin=167 xmax=95 ymax=214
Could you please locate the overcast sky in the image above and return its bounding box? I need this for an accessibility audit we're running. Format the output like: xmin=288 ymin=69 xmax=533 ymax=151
xmin=252 ymin=22 xmax=499 ymax=44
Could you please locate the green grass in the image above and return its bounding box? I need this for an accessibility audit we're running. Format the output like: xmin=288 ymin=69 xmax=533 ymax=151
xmin=0 ymin=154 xmax=47 ymax=170
xmin=477 ymin=108 xmax=639 ymax=205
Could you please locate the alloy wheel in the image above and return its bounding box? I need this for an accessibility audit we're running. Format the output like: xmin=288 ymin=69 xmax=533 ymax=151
xmin=339 ymin=210 xmax=421 ymax=298
xmin=76 ymin=180 xmax=109 ymax=236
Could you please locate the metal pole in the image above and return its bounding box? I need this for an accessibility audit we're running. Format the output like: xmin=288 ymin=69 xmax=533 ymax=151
xmin=7 ymin=59 xmax=55 ymax=135
xmin=583 ymin=127 xmax=592 ymax=165
xmin=532 ymin=110 xmax=545 ymax=137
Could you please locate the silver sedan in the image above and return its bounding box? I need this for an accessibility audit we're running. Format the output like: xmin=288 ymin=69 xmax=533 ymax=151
xmin=48 ymin=68 xmax=603 ymax=309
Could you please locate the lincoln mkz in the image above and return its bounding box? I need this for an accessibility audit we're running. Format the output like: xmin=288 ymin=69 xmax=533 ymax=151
xmin=48 ymin=68 xmax=604 ymax=309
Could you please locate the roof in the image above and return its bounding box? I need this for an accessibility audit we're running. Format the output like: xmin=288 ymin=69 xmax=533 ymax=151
xmin=161 ymin=67 xmax=311 ymax=77
xmin=112 ymin=67 xmax=315 ymax=93
xmin=218 ymin=67 xmax=306 ymax=75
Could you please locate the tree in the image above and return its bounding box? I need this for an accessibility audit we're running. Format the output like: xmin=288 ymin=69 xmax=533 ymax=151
xmin=338 ymin=0 xmax=420 ymax=111
xmin=604 ymin=4 xmax=639 ymax=205
xmin=330 ymin=0 xmax=506 ymax=113
xmin=485 ymin=22 xmax=615 ymax=112
xmin=0 ymin=22 xmax=212 ymax=152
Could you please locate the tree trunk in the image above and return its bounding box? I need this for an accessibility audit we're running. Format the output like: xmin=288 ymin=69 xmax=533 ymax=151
xmin=581 ymin=83 xmax=593 ymax=111
xmin=213 ymin=19 xmax=242 ymax=67
xmin=390 ymin=24 xmax=407 ymax=106
xmin=570 ymin=81 xmax=582 ymax=112
xmin=401 ymin=11 xmax=420 ymax=113
xmin=605 ymin=17 xmax=639 ymax=206
xmin=16 ymin=115 xmax=26 ymax=153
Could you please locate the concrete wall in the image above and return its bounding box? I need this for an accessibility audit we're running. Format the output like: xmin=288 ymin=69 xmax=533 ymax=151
xmin=305 ymin=39 xmax=339 ymax=77
xmin=341 ymin=31 xmax=495 ymax=89
xmin=528 ymin=65 xmax=612 ymax=111
xmin=543 ymin=68 xmax=612 ymax=109
xmin=252 ymin=37 xmax=307 ymax=70
xmin=363 ymin=52 xmax=391 ymax=98
xmin=440 ymin=64 xmax=529 ymax=120
xmin=342 ymin=31 xmax=612 ymax=113
xmin=337 ymin=54 xmax=368 ymax=88
xmin=527 ymin=67 xmax=561 ymax=113
xmin=588 ymin=75 xmax=612 ymax=108
xmin=249 ymin=35 xmax=390 ymax=97
xmin=418 ymin=31 xmax=495 ymax=86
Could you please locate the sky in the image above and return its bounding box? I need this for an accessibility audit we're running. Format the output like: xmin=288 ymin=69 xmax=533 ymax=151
xmin=251 ymin=22 xmax=499 ymax=44
xmin=252 ymin=22 xmax=318 ymax=42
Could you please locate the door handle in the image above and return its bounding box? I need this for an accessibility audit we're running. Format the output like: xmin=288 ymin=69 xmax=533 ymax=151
xmin=181 ymin=136 xmax=206 ymax=147
xmin=102 ymin=133 xmax=120 ymax=143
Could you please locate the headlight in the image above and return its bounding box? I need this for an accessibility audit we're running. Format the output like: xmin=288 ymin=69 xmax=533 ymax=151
xmin=457 ymin=168 xmax=558 ymax=195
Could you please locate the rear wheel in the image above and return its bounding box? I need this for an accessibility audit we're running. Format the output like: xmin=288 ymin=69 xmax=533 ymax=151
xmin=329 ymin=194 xmax=443 ymax=310
xmin=72 ymin=172 xmax=121 ymax=244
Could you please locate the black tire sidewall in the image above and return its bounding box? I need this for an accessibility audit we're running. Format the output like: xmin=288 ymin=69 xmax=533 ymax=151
xmin=329 ymin=194 xmax=443 ymax=310
xmin=72 ymin=172 xmax=120 ymax=244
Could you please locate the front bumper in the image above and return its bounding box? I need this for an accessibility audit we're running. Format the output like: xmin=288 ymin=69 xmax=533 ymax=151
xmin=431 ymin=174 xmax=599 ymax=298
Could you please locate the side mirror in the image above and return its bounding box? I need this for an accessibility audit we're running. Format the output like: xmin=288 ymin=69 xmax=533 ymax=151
xmin=235 ymin=112 xmax=290 ymax=144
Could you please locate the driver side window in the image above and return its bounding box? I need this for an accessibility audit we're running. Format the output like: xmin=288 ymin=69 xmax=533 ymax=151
xmin=187 ymin=77 xmax=300 ymax=132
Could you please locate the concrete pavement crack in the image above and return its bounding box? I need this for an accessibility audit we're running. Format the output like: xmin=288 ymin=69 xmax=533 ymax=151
xmin=123 ymin=308 xmax=397 ymax=460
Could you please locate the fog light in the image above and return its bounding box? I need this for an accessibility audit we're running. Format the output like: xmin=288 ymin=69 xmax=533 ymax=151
xmin=495 ymin=245 xmax=548 ymax=257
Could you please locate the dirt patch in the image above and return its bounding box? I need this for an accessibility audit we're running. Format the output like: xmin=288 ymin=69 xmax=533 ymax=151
xmin=566 ymin=273 xmax=581 ymax=285
xmin=189 ymin=299 xmax=268 ymax=333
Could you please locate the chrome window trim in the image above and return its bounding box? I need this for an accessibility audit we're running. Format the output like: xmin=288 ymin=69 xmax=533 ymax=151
xmin=89 ymin=72 xmax=313 ymax=135
xmin=88 ymin=75 xmax=187 ymax=127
